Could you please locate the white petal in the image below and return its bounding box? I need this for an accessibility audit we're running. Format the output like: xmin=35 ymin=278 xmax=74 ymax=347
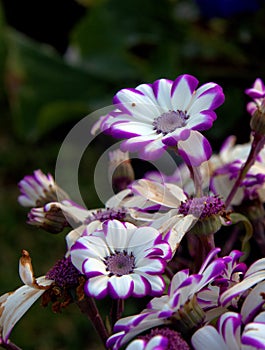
xmin=83 ymin=258 xmax=107 ymax=277
xmin=104 ymin=220 xmax=134 ymax=250
xmin=0 ymin=279 xmax=53 ymax=342
xmin=126 ymin=339 xmax=145 ymax=350
xmin=127 ymin=226 xmax=158 ymax=256
xmin=153 ymin=79 xmax=173 ymax=110
xmin=131 ymin=274 xmax=150 ymax=296
xmin=86 ymin=275 xmax=109 ymax=298
xmin=135 ymin=258 xmax=164 ymax=274
xmin=241 ymin=281 xmax=265 ymax=323
xmin=111 ymin=121 xmax=154 ymax=136
xmin=171 ymin=75 xmax=196 ymax=111
xmin=108 ymin=275 xmax=134 ymax=298
xmin=192 ymin=326 xmax=227 ymax=350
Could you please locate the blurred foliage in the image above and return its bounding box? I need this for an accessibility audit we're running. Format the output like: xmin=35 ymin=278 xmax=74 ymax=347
xmin=1 ymin=0 xmax=265 ymax=348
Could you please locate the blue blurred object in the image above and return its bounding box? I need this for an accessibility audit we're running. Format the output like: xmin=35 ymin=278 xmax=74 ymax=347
xmin=195 ymin=0 xmax=262 ymax=18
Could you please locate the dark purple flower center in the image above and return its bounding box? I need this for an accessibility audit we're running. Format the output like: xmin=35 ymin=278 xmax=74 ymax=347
xmin=139 ymin=327 xmax=190 ymax=350
xmin=178 ymin=195 xmax=226 ymax=219
xmin=46 ymin=256 xmax=80 ymax=288
xmin=104 ymin=251 xmax=135 ymax=276
xmin=153 ymin=110 xmax=189 ymax=135
xmin=85 ymin=208 xmax=127 ymax=224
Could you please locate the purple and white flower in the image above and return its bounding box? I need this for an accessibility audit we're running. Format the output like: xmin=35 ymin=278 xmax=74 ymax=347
xmin=245 ymin=78 xmax=265 ymax=116
xmin=18 ymin=169 xmax=69 ymax=207
xmin=70 ymin=219 xmax=172 ymax=299
xmin=192 ymin=311 xmax=265 ymax=350
xmin=107 ymin=248 xmax=228 ymax=349
xmin=220 ymin=256 xmax=265 ymax=307
xmin=98 ymin=74 xmax=225 ymax=166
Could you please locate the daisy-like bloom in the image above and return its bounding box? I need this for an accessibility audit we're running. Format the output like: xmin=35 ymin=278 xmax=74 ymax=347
xmin=0 ymin=250 xmax=53 ymax=346
xmin=126 ymin=327 xmax=190 ymax=350
xmin=18 ymin=169 xmax=69 ymax=207
xmin=245 ymin=78 xmax=265 ymax=116
xmin=211 ymin=135 xmax=265 ymax=206
xmin=70 ymin=219 xmax=172 ymax=300
xmin=98 ymin=74 xmax=225 ymax=166
xmin=107 ymin=248 xmax=229 ymax=349
xmin=191 ymin=310 xmax=265 ymax=350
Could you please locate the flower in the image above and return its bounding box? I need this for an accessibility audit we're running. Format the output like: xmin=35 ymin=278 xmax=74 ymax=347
xmin=70 ymin=219 xmax=172 ymax=299
xmin=98 ymin=74 xmax=224 ymax=166
xmin=107 ymin=248 xmax=228 ymax=349
xmin=191 ymin=311 xmax=265 ymax=350
xmin=0 ymin=250 xmax=53 ymax=346
xmin=18 ymin=169 xmax=69 ymax=207
xmin=245 ymin=78 xmax=265 ymax=116
xmin=220 ymin=256 xmax=265 ymax=308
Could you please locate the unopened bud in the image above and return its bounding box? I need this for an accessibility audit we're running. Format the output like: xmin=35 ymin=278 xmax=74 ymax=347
xmin=108 ymin=149 xmax=135 ymax=193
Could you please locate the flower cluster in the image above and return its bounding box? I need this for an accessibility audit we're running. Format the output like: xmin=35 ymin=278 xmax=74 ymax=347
xmin=2 ymin=74 xmax=265 ymax=350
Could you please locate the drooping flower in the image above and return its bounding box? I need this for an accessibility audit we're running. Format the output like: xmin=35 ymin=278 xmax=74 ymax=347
xmin=0 ymin=250 xmax=53 ymax=346
xmin=0 ymin=248 xmax=83 ymax=347
xmin=18 ymin=169 xmax=69 ymax=207
xmin=107 ymin=248 xmax=228 ymax=349
xmin=97 ymin=74 xmax=224 ymax=166
xmin=70 ymin=219 xmax=172 ymax=299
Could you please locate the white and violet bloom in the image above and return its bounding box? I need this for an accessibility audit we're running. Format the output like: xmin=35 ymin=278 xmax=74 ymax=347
xmin=98 ymin=74 xmax=225 ymax=166
xmin=70 ymin=219 xmax=172 ymax=299
xmin=18 ymin=169 xmax=69 ymax=207
xmin=192 ymin=311 xmax=265 ymax=350
xmin=245 ymin=78 xmax=265 ymax=116
xmin=107 ymin=248 xmax=229 ymax=349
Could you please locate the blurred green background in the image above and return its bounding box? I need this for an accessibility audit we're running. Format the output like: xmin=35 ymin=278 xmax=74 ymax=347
xmin=1 ymin=0 xmax=265 ymax=348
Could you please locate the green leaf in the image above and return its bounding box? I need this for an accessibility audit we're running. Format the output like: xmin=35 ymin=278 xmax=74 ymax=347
xmin=5 ymin=29 xmax=112 ymax=141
